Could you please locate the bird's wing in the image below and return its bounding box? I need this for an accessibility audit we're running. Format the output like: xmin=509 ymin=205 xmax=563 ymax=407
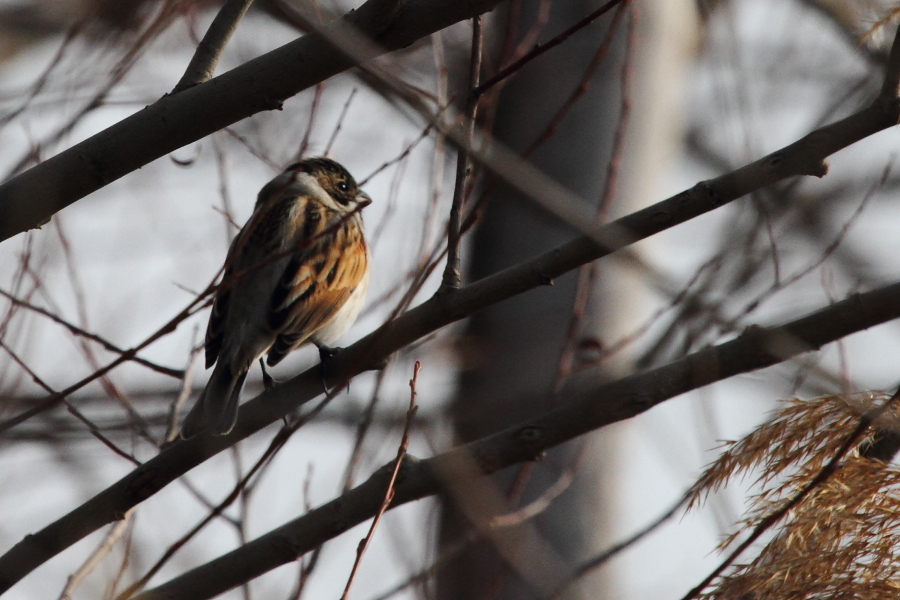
xmin=204 ymin=275 xmax=229 ymax=368
xmin=265 ymin=215 xmax=368 ymax=366
xmin=204 ymin=192 xmax=295 ymax=369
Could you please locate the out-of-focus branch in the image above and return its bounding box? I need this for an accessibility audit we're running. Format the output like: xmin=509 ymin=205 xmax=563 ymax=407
xmin=172 ymin=0 xmax=256 ymax=93
xmin=57 ymin=509 xmax=134 ymax=600
xmin=4 ymin=23 xmax=900 ymax=594
xmin=472 ymin=0 xmax=625 ymax=98
xmin=0 ymin=288 xmax=184 ymax=379
xmin=547 ymin=492 xmax=688 ymax=600
xmin=135 ymin=279 xmax=900 ymax=600
xmin=797 ymin=0 xmax=889 ymax=65
xmin=0 ymin=0 xmax=503 ymax=243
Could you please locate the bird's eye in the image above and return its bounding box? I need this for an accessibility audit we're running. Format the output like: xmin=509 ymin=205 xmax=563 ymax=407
xmin=337 ymin=180 xmax=350 ymax=192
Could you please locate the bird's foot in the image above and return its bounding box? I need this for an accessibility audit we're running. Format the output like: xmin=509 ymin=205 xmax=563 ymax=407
xmin=316 ymin=345 xmax=343 ymax=394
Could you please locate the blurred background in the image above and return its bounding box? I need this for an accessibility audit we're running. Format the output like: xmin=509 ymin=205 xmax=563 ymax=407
xmin=2 ymin=0 xmax=900 ymax=598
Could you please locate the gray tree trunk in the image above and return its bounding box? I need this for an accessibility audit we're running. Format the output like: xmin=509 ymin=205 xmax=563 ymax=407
xmin=437 ymin=2 xmax=628 ymax=598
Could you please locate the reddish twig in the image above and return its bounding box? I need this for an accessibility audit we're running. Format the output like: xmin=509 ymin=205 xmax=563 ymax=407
xmin=474 ymin=0 xmax=625 ymax=98
xmin=552 ymin=4 xmax=636 ymax=389
xmin=523 ymin=0 xmax=629 ymax=157
xmin=0 ymin=340 xmax=140 ymax=465
xmin=339 ymin=361 xmax=420 ymax=600
xmin=0 ymin=287 xmax=184 ymax=379
xmin=342 ymin=368 xmax=390 ymax=491
xmin=116 ymin=425 xmax=296 ymax=599
xmin=359 ymin=105 xmax=449 ymax=186
xmin=324 ymin=87 xmax=359 ymax=157
xmin=547 ymin=492 xmax=688 ymax=600
xmin=297 ymin=83 xmax=325 ymax=158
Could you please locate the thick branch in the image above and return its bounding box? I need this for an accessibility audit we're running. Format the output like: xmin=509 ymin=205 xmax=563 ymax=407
xmin=2 ymin=25 xmax=900 ymax=593
xmin=135 ymin=280 xmax=900 ymax=600
xmin=0 ymin=0 xmax=503 ymax=243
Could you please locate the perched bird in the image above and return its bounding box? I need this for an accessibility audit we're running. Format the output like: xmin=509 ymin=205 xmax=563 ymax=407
xmin=181 ymin=157 xmax=372 ymax=438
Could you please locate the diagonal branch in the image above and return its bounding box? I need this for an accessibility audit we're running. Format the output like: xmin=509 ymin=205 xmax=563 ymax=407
xmin=134 ymin=279 xmax=900 ymax=600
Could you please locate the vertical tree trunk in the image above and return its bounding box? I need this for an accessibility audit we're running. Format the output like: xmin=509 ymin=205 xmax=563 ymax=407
xmin=437 ymin=0 xmax=697 ymax=597
xmin=437 ymin=2 xmax=628 ymax=598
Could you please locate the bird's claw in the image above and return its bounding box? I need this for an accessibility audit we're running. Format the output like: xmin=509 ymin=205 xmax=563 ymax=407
xmin=259 ymin=358 xmax=278 ymax=391
xmin=317 ymin=345 xmax=343 ymax=394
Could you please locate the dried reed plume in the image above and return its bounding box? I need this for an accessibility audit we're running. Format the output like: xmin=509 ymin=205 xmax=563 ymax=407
xmin=689 ymin=392 xmax=900 ymax=600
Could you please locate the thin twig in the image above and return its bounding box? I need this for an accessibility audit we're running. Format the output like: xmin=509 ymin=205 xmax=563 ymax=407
xmin=340 ymin=361 xmax=420 ymax=600
xmin=546 ymin=492 xmax=688 ymax=600
xmin=324 ymin=87 xmax=358 ymax=157
xmin=523 ymin=0 xmax=629 ymax=157
xmin=369 ymin=467 xmax=576 ymax=600
xmin=173 ymin=0 xmax=256 ymax=93
xmin=58 ymin=509 xmax=135 ymax=600
xmin=439 ymin=16 xmax=482 ymax=291
xmin=0 ymin=287 xmax=184 ymax=379
xmin=473 ymin=0 xmax=625 ymax=98
xmin=297 ymin=83 xmax=325 ymax=158
xmin=0 ymin=340 xmax=141 ymax=465
xmin=117 ymin=425 xmax=295 ymax=599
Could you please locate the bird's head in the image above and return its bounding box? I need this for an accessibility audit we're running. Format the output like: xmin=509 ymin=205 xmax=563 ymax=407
xmin=284 ymin=157 xmax=372 ymax=214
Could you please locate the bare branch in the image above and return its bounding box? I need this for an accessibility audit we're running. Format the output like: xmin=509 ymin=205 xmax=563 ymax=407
xmin=0 ymin=287 xmax=185 ymax=379
xmin=173 ymin=0 xmax=256 ymax=93
xmin=546 ymin=492 xmax=688 ymax=600
xmin=440 ymin=16 xmax=482 ymax=291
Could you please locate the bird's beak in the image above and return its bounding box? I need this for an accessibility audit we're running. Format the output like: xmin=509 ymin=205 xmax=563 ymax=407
xmin=356 ymin=191 xmax=373 ymax=209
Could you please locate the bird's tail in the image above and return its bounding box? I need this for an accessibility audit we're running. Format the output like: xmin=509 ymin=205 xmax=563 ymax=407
xmin=180 ymin=362 xmax=247 ymax=438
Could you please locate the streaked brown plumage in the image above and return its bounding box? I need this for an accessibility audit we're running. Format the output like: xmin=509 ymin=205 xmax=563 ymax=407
xmin=181 ymin=157 xmax=371 ymax=438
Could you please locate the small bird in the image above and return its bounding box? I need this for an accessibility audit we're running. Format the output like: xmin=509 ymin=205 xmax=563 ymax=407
xmin=181 ymin=157 xmax=372 ymax=438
